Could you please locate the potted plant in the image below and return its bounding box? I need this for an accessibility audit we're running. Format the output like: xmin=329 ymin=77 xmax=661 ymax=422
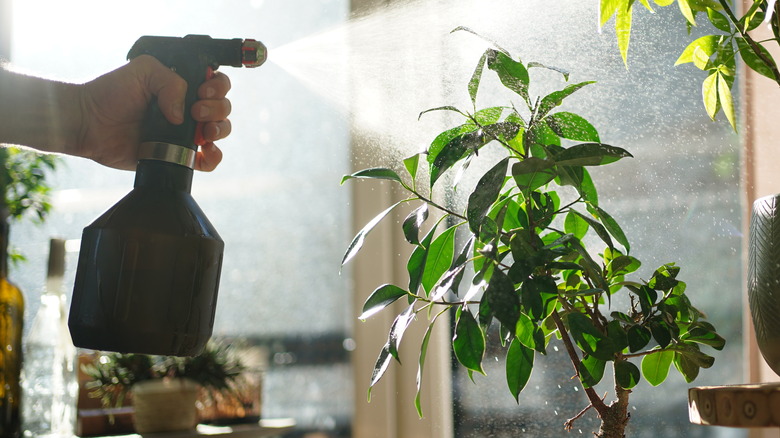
xmin=82 ymin=341 xmax=251 ymax=433
xmin=340 ymin=29 xmax=725 ymax=437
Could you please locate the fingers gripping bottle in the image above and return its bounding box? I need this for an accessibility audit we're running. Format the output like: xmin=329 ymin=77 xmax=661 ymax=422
xmin=68 ymin=35 xmax=267 ymax=356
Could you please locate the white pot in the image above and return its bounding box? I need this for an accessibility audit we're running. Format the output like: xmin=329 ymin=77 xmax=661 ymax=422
xmin=132 ymin=378 xmax=200 ymax=434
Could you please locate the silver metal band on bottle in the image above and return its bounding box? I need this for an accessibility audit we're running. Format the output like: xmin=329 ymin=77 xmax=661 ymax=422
xmin=138 ymin=142 xmax=196 ymax=169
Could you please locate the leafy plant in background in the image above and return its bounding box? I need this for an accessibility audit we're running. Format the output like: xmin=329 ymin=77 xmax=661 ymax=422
xmin=83 ymin=341 xmax=246 ymax=410
xmin=600 ymin=0 xmax=780 ymax=130
xmin=341 ymin=30 xmax=725 ymax=438
xmin=0 ymin=146 xmax=58 ymax=262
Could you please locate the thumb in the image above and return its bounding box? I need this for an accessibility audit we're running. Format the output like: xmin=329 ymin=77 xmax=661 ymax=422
xmin=136 ymin=55 xmax=187 ymax=124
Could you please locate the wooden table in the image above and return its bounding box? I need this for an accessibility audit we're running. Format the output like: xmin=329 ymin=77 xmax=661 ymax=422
xmin=104 ymin=419 xmax=296 ymax=438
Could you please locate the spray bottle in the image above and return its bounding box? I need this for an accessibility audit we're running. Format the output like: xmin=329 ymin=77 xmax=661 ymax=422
xmin=68 ymin=35 xmax=267 ymax=356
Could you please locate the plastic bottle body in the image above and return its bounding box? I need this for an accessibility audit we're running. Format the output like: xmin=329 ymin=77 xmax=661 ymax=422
xmin=20 ymin=289 xmax=77 ymax=438
xmin=69 ymin=161 xmax=224 ymax=356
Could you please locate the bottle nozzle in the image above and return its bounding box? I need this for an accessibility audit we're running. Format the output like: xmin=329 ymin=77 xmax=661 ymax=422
xmin=241 ymin=39 xmax=267 ymax=68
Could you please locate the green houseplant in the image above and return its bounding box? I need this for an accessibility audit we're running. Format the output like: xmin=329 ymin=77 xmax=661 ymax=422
xmin=341 ymin=30 xmax=725 ymax=437
xmin=0 ymin=146 xmax=58 ymax=257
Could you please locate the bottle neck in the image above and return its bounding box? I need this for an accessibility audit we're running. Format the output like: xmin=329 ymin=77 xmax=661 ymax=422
xmin=134 ymin=159 xmax=194 ymax=192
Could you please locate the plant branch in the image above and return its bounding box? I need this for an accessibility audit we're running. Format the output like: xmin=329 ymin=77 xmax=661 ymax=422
xmin=622 ymin=348 xmax=663 ymax=360
xmin=551 ymin=310 xmax=608 ymax=416
xmin=410 ymin=188 xmax=466 ymax=221
xmin=563 ymin=392 xmax=607 ymax=431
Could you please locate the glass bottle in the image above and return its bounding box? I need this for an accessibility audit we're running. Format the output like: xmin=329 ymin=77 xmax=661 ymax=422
xmin=0 ymin=213 xmax=23 ymax=438
xmin=21 ymin=238 xmax=77 ymax=437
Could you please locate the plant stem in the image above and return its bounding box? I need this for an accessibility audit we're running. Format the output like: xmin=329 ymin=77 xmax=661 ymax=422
xmin=410 ymin=189 xmax=466 ymax=221
xmin=551 ymin=311 xmax=608 ymax=416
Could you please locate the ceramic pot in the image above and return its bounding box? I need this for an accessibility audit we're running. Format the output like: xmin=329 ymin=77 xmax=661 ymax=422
xmin=132 ymin=378 xmax=199 ymax=434
xmin=749 ymin=193 xmax=780 ymax=375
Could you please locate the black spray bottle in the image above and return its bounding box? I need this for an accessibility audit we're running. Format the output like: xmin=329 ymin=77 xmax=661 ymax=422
xmin=68 ymin=35 xmax=267 ymax=356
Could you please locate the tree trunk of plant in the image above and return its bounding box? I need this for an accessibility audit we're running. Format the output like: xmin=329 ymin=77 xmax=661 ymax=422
xmin=595 ymin=386 xmax=630 ymax=438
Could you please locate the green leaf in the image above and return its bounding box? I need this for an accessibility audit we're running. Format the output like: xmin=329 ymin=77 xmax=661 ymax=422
xmin=627 ymin=324 xmax=652 ymax=352
xmin=648 ymin=264 xmax=680 ymax=291
xmin=707 ymin=7 xmax=730 ymax=32
xmin=589 ymin=205 xmax=630 ymax=253
xmin=567 ymin=312 xmax=611 ymax=359
xmin=387 ymin=304 xmax=416 ymax=362
xmin=641 ymin=349 xmax=674 ymax=386
xmin=650 ymin=320 xmax=673 ymax=348
xmin=579 ymin=354 xmax=606 ymax=388
xmin=485 ymin=269 xmax=521 ymax=334
xmin=682 ymin=324 xmax=726 ymax=350
xmin=474 ymin=107 xmax=505 ymax=125
xmin=564 ymin=210 xmax=590 ymax=240
xmin=615 ymin=360 xmax=641 ymax=389
xmin=467 ymin=158 xmax=509 ymax=234
xmin=673 ymin=350 xmax=700 ymax=383
xmin=407 ymin=221 xmax=438 ymax=294
xmin=572 ymin=209 xmax=614 ymax=250
xmin=606 ymin=320 xmax=629 ymax=352
xmin=678 ymin=0 xmax=696 ymax=25
xmin=403 ymin=204 xmax=429 ymax=245
xmin=608 ymin=255 xmax=641 ymax=276
xmin=558 ymin=166 xmax=599 ymax=206
xmin=342 ymin=200 xmax=406 ymax=266
xmin=486 ymin=50 xmax=530 ymax=101
xmin=430 ymin=131 xmax=488 ymax=187
xmin=717 ymin=72 xmax=736 ymax=130
xmin=453 ymin=309 xmax=486 ymax=375
xmin=553 ymin=143 xmax=633 ymax=167
xmin=427 ymin=124 xmax=476 ymax=165
xmin=702 ymin=71 xmax=719 ymax=120
xmin=736 ymin=37 xmax=778 ymax=81
xmin=545 ymin=112 xmax=600 ymax=142
xmin=511 ymin=158 xmax=556 ymax=194
xmin=515 ymin=313 xmax=537 ymax=350
xmin=600 ymin=0 xmax=622 ymax=27
xmin=527 ymin=61 xmax=570 ymax=81
xmin=421 ymin=224 xmax=458 ymax=294
xmin=359 ymin=284 xmax=409 ymax=320
xmin=537 ymin=82 xmax=596 ymax=119
xmin=368 ymin=344 xmax=393 ymax=401
xmin=415 ymin=309 xmax=446 ymax=417
xmin=419 ymin=105 xmax=466 ymax=119
xmin=616 ymin=0 xmax=633 ymax=66
xmin=506 ymin=338 xmax=534 ymax=402
xmin=521 ymin=276 xmax=558 ymax=321
xmin=469 ymin=51 xmax=489 ymax=105
xmin=341 ymin=167 xmax=402 ymax=185
xmin=676 ymin=35 xmax=719 ymax=66
xmin=404 ymin=154 xmax=420 ymax=180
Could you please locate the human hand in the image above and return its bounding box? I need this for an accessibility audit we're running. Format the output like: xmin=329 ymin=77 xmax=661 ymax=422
xmin=76 ymin=54 xmax=232 ymax=171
